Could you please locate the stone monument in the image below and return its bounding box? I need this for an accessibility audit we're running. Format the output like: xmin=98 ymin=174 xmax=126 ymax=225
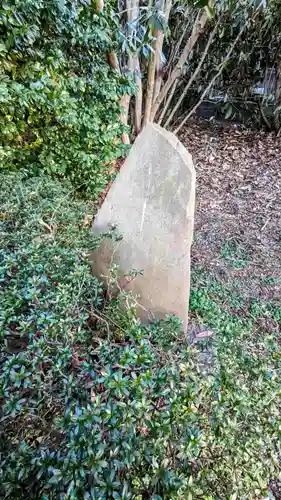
xmin=91 ymin=123 xmax=195 ymax=330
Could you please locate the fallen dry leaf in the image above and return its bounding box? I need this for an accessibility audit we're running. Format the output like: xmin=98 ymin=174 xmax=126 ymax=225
xmin=194 ymin=330 xmax=214 ymax=342
xmin=83 ymin=214 xmax=93 ymax=228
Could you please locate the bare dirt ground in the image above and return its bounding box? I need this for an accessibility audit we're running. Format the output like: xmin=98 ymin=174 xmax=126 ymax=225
xmin=179 ymin=119 xmax=281 ymax=332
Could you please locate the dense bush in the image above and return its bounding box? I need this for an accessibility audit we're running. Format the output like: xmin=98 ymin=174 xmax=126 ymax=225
xmin=0 ymin=0 xmax=131 ymax=196
xmin=1 ymin=172 xmax=281 ymax=499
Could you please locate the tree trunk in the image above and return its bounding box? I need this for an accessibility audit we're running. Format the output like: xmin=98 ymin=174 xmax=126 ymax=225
xmin=153 ymin=0 xmax=173 ymax=103
xmin=107 ymin=52 xmax=120 ymax=71
xmin=150 ymin=10 xmax=209 ymax=122
xmin=143 ymin=0 xmax=166 ymax=126
xmin=120 ymin=96 xmax=131 ymax=144
xmin=134 ymin=57 xmax=143 ymax=134
xmin=143 ymin=40 xmax=158 ymax=126
xmin=118 ymin=0 xmax=142 ymax=138
xmin=127 ymin=0 xmax=142 ymax=134
xmin=106 ymin=52 xmax=130 ymax=144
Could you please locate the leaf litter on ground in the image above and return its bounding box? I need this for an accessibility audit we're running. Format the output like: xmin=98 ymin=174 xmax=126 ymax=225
xmin=179 ymin=118 xmax=281 ymax=334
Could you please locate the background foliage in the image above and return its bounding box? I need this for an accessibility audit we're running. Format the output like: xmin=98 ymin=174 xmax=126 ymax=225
xmin=0 ymin=0 xmax=132 ymax=195
xmin=117 ymin=0 xmax=281 ymax=132
xmin=170 ymin=0 xmax=281 ymax=127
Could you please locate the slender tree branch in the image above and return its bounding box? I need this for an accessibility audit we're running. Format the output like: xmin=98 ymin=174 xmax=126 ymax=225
xmin=150 ymin=10 xmax=209 ymax=121
xmin=163 ymin=19 xmax=219 ymax=128
xmin=157 ymin=79 xmax=179 ymax=125
xmin=165 ymin=14 xmax=190 ymax=73
xmin=274 ymin=54 xmax=281 ymax=131
xmin=259 ymin=100 xmax=271 ymax=129
xmin=174 ymin=6 xmax=263 ymax=135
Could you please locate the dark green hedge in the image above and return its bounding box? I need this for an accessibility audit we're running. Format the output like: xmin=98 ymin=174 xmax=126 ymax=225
xmin=0 ymin=0 xmax=131 ymax=196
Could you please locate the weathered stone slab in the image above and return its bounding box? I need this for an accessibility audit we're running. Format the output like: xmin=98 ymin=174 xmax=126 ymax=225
xmin=91 ymin=123 xmax=195 ymax=330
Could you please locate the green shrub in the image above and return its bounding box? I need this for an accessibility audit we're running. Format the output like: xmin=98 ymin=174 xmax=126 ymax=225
xmin=1 ymin=172 xmax=281 ymax=499
xmin=0 ymin=0 xmax=131 ymax=196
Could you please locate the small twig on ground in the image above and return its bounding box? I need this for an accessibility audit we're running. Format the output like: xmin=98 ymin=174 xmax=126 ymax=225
xmin=90 ymin=309 xmax=111 ymax=340
xmin=261 ymin=217 xmax=270 ymax=231
xmin=39 ymin=219 xmax=56 ymax=236
xmin=89 ymin=307 xmax=129 ymax=336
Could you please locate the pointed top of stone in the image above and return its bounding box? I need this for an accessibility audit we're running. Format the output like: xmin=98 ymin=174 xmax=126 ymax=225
xmin=140 ymin=122 xmax=195 ymax=176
